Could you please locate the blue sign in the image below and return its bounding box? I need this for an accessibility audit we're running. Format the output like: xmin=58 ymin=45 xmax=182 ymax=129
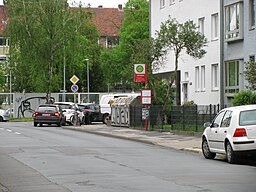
xmin=71 ymin=84 xmax=79 ymax=92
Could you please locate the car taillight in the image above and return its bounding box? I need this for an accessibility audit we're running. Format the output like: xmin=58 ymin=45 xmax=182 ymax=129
xmin=33 ymin=112 xmax=39 ymax=117
xmin=233 ymin=128 xmax=247 ymax=137
xmin=55 ymin=112 xmax=60 ymax=117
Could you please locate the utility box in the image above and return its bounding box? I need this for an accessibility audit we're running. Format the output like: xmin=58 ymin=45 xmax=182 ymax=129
xmin=111 ymin=95 xmax=139 ymax=127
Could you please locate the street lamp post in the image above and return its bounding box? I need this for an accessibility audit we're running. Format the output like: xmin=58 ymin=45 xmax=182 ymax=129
xmin=85 ymin=59 xmax=89 ymax=103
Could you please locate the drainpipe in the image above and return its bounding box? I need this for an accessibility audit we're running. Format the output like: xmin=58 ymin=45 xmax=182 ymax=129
xmin=220 ymin=0 xmax=225 ymax=109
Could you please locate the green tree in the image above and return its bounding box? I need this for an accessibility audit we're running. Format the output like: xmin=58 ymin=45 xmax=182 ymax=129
xmin=100 ymin=0 xmax=149 ymax=92
xmin=4 ymin=0 xmax=101 ymax=93
xmin=244 ymin=60 xmax=256 ymax=91
xmin=155 ymin=17 xmax=208 ymax=105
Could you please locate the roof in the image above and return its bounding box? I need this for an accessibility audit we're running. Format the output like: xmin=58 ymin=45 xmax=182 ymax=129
xmin=0 ymin=6 xmax=8 ymax=35
xmin=90 ymin=7 xmax=124 ymax=37
xmin=0 ymin=5 xmax=124 ymax=38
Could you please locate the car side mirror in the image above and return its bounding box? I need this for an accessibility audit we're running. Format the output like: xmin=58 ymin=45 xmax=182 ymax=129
xmin=203 ymin=122 xmax=211 ymax=128
xmin=62 ymin=109 xmax=66 ymax=112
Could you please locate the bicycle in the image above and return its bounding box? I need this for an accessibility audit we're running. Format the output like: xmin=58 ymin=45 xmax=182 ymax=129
xmin=70 ymin=111 xmax=81 ymax=126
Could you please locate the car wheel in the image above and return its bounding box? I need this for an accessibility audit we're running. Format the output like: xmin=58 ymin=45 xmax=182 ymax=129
xmin=39 ymin=123 xmax=42 ymax=127
xmin=202 ymin=138 xmax=216 ymax=159
xmin=0 ymin=116 xmax=3 ymax=122
xmin=226 ymin=141 xmax=236 ymax=164
xmin=34 ymin=122 xmax=37 ymax=127
xmin=103 ymin=114 xmax=109 ymax=124
xmin=57 ymin=122 xmax=61 ymax=127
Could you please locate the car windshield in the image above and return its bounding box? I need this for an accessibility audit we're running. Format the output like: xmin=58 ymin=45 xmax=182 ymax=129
xmin=78 ymin=105 xmax=90 ymax=110
xmin=239 ymin=109 xmax=256 ymax=126
xmin=38 ymin=106 xmax=56 ymax=112
xmin=58 ymin=104 xmax=73 ymax=109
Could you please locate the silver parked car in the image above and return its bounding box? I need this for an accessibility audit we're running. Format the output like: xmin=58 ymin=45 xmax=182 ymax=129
xmin=202 ymin=105 xmax=256 ymax=164
xmin=0 ymin=109 xmax=10 ymax=122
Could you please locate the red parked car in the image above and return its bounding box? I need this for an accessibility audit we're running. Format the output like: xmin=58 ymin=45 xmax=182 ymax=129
xmin=33 ymin=104 xmax=66 ymax=127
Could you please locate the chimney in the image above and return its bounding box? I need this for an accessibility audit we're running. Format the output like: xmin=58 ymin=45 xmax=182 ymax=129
xmin=98 ymin=5 xmax=103 ymax=8
xmin=118 ymin=4 xmax=123 ymax=11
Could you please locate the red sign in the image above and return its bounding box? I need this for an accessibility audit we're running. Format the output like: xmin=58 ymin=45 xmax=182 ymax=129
xmin=134 ymin=64 xmax=147 ymax=83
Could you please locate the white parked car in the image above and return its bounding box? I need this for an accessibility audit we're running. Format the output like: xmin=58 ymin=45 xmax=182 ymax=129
xmin=53 ymin=102 xmax=84 ymax=125
xmin=0 ymin=109 xmax=10 ymax=122
xmin=202 ymin=105 xmax=256 ymax=164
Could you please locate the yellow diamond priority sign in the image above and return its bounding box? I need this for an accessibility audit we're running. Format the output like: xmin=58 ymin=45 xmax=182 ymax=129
xmin=70 ymin=75 xmax=79 ymax=84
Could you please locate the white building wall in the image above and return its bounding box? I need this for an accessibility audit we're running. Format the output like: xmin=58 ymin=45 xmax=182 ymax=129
xmin=150 ymin=0 xmax=220 ymax=105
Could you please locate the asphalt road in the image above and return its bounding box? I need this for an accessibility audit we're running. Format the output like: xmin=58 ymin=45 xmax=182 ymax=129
xmin=0 ymin=122 xmax=256 ymax=192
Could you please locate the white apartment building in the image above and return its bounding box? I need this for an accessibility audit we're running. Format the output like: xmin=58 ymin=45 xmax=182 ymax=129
xmin=150 ymin=0 xmax=256 ymax=106
xmin=150 ymin=0 xmax=220 ymax=105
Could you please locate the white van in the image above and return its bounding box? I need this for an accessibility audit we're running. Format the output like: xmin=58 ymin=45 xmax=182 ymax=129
xmin=99 ymin=93 xmax=140 ymax=124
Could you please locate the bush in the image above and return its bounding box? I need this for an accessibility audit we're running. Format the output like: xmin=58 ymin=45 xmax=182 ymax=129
xmin=232 ymin=90 xmax=256 ymax=106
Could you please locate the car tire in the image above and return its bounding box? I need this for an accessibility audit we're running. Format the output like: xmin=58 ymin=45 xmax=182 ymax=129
xmin=103 ymin=114 xmax=109 ymax=124
xmin=34 ymin=122 xmax=37 ymax=127
xmin=0 ymin=116 xmax=3 ymax=122
xmin=226 ymin=141 xmax=236 ymax=164
xmin=57 ymin=122 xmax=61 ymax=127
xmin=202 ymin=138 xmax=216 ymax=159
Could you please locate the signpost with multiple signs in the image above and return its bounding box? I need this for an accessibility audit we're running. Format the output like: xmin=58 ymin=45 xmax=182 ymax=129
xmin=70 ymin=75 xmax=79 ymax=103
xmin=134 ymin=64 xmax=151 ymax=131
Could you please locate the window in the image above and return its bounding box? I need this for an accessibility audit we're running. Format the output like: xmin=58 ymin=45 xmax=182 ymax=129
xmin=170 ymin=0 xmax=175 ymax=5
xmin=160 ymin=0 xmax=165 ymax=8
xmin=249 ymin=0 xmax=255 ymax=29
xmin=221 ymin=111 xmax=232 ymax=127
xmin=211 ymin=13 xmax=219 ymax=40
xmin=225 ymin=2 xmax=243 ymax=41
xmin=212 ymin=111 xmax=225 ymax=127
xmin=225 ymin=60 xmax=240 ymax=94
xmin=211 ymin=64 xmax=219 ymax=90
xmin=0 ymin=37 xmax=9 ymax=46
xmin=249 ymin=55 xmax=255 ymax=62
xmin=195 ymin=66 xmax=200 ymax=91
xmin=201 ymin=66 xmax=205 ymax=91
xmin=198 ymin=17 xmax=205 ymax=34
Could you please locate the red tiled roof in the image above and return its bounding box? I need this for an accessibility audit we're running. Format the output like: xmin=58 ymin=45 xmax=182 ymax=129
xmin=90 ymin=7 xmax=124 ymax=37
xmin=0 ymin=6 xmax=8 ymax=35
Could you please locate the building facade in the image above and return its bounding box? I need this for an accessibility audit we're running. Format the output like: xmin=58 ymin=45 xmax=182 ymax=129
xmin=151 ymin=0 xmax=256 ymax=106
xmin=223 ymin=0 xmax=256 ymax=105
xmin=150 ymin=0 xmax=220 ymax=105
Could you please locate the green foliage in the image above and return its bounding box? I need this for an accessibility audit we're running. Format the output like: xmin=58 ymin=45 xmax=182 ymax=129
xmin=244 ymin=60 xmax=256 ymax=90
xmin=232 ymin=90 xmax=256 ymax=106
xmin=4 ymin=0 xmax=102 ymax=93
xmin=183 ymin=101 xmax=197 ymax=106
xmin=154 ymin=17 xmax=208 ymax=105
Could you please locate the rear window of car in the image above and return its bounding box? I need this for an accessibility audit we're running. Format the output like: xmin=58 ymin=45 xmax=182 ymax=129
xmin=38 ymin=106 xmax=57 ymax=112
xmin=58 ymin=104 xmax=72 ymax=109
xmin=239 ymin=109 xmax=256 ymax=126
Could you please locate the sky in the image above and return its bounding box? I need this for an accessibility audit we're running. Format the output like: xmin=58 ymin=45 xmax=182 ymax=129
xmin=0 ymin=0 xmax=129 ymax=8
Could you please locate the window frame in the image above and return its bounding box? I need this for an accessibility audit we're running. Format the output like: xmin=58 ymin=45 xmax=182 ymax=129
xmin=195 ymin=66 xmax=200 ymax=92
xmin=160 ymin=0 xmax=166 ymax=8
xmin=225 ymin=60 xmax=240 ymax=94
xmin=211 ymin=13 xmax=219 ymax=40
xmin=225 ymin=2 xmax=243 ymax=42
xmin=198 ymin=17 xmax=205 ymax=35
xmin=201 ymin=65 xmax=206 ymax=91
xmin=249 ymin=0 xmax=255 ymax=30
xmin=211 ymin=64 xmax=219 ymax=91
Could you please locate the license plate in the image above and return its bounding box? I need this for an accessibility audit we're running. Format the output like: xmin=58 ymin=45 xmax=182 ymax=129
xmin=42 ymin=114 xmax=50 ymax=116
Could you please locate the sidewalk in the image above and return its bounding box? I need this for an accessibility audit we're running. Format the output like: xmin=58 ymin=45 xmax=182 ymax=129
xmin=63 ymin=123 xmax=202 ymax=154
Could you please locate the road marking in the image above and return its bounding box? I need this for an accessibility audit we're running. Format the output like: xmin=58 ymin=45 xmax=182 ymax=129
xmin=6 ymin=129 xmax=12 ymax=132
xmin=15 ymin=132 xmax=21 ymax=135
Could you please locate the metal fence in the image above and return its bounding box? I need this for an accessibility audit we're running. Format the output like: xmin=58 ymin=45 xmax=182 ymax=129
xmin=129 ymin=104 xmax=221 ymax=132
